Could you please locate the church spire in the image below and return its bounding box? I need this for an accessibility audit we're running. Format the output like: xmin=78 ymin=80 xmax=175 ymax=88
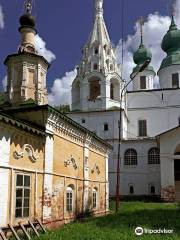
xmin=139 ymin=16 xmax=145 ymax=46
xmin=71 ymin=0 xmax=122 ymax=111
xmin=95 ymin=0 xmax=103 ymax=16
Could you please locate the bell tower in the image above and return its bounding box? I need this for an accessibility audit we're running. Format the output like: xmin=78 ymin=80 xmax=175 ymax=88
xmin=71 ymin=0 xmax=123 ymax=111
xmin=4 ymin=0 xmax=49 ymax=106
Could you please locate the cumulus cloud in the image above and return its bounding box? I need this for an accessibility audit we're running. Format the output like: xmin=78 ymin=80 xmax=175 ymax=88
xmin=47 ymin=0 xmax=180 ymax=105
xmin=48 ymin=69 xmax=77 ymax=106
xmin=0 ymin=5 xmax=4 ymax=29
xmin=35 ymin=35 xmax=56 ymax=63
xmin=116 ymin=14 xmax=171 ymax=88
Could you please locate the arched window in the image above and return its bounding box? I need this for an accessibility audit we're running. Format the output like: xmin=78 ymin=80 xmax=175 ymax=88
xmin=110 ymin=83 xmax=114 ymax=100
xmin=92 ymin=188 xmax=98 ymax=209
xmin=124 ymin=149 xmax=137 ymax=165
xmin=93 ymin=63 xmax=98 ymax=70
xmin=129 ymin=186 xmax=134 ymax=194
xmin=66 ymin=186 xmax=74 ymax=212
xmin=89 ymin=78 xmax=101 ymax=101
xmin=94 ymin=47 xmax=99 ymax=55
xmin=110 ymin=64 xmax=114 ymax=71
xmin=148 ymin=148 xmax=160 ymax=164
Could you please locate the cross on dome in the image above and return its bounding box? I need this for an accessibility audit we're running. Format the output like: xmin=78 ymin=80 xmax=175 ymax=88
xmin=139 ymin=16 xmax=145 ymax=45
xmin=25 ymin=0 xmax=32 ymax=14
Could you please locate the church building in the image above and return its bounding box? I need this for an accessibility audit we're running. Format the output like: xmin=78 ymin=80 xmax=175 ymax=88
xmin=68 ymin=0 xmax=180 ymax=202
xmin=0 ymin=1 xmax=111 ymax=229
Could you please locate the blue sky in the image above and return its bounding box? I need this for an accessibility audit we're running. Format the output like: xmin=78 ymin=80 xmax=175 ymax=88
xmin=0 ymin=0 xmax=175 ymax=104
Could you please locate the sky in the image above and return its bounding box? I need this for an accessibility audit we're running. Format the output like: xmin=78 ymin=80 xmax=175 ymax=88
xmin=0 ymin=0 xmax=178 ymax=106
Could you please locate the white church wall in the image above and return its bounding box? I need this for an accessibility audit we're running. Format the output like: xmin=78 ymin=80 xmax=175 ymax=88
xmin=109 ymin=139 xmax=161 ymax=196
xmin=158 ymin=65 xmax=180 ymax=89
xmin=127 ymin=89 xmax=180 ymax=138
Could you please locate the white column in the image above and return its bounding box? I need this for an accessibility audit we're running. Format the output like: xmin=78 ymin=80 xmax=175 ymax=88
xmin=0 ymin=130 xmax=11 ymax=227
xmin=43 ymin=135 xmax=54 ymax=222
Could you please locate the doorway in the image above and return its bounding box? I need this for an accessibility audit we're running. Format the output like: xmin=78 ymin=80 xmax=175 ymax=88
xmin=174 ymin=159 xmax=180 ymax=201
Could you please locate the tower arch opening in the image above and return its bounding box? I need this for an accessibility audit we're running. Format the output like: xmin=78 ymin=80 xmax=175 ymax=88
xmin=88 ymin=76 xmax=101 ymax=101
xmin=110 ymin=78 xmax=120 ymax=101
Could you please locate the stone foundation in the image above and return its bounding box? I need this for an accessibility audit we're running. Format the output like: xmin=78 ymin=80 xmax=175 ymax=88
xmin=161 ymin=186 xmax=175 ymax=202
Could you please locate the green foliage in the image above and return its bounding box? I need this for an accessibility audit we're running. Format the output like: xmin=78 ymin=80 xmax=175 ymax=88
xmin=31 ymin=201 xmax=180 ymax=240
xmin=54 ymin=104 xmax=70 ymax=113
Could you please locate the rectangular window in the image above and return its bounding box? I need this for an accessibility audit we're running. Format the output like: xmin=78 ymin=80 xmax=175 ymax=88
xmin=138 ymin=120 xmax=147 ymax=137
xmin=172 ymin=73 xmax=179 ymax=88
xmin=28 ymin=69 xmax=35 ymax=85
xmin=15 ymin=174 xmax=30 ymax=218
xmin=140 ymin=76 xmax=146 ymax=89
xmin=82 ymin=119 xmax=86 ymax=124
xmin=93 ymin=192 xmax=97 ymax=209
xmin=66 ymin=191 xmax=73 ymax=212
xmin=104 ymin=123 xmax=109 ymax=131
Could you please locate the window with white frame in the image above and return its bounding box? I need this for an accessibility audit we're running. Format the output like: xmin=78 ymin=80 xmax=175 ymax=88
xmin=92 ymin=189 xmax=97 ymax=209
xmin=66 ymin=186 xmax=73 ymax=212
xmin=15 ymin=173 xmax=30 ymax=218
xmin=138 ymin=120 xmax=147 ymax=137
xmin=148 ymin=148 xmax=160 ymax=164
xmin=124 ymin=149 xmax=138 ymax=165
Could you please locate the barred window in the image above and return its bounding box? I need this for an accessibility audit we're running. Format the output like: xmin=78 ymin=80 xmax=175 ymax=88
xmin=92 ymin=189 xmax=97 ymax=209
xmin=148 ymin=148 xmax=160 ymax=164
xmin=66 ymin=186 xmax=73 ymax=212
xmin=15 ymin=174 xmax=30 ymax=218
xmin=124 ymin=149 xmax=137 ymax=165
xmin=138 ymin=120 xmax=147 ymax=137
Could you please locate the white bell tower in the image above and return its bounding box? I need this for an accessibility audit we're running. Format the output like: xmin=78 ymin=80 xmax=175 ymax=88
xmin=71 ymin=0 xmax=123 ymax=111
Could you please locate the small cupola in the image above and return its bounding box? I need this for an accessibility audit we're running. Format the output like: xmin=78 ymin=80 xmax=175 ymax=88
xmin=131 ymin=17 xmax=155 ymax=91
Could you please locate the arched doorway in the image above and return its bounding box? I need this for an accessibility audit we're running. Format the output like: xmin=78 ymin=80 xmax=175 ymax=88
xmin=174 ymin=144 xmax=180 ymax=201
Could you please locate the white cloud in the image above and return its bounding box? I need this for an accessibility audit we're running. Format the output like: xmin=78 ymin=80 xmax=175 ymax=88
xmin=116 ymin=13 xmax=171 ymax=87
xmin=47 ymin=0 xmax=180 ymax=105
xmin=0 ymin=5 xmax=4 ymax=29
xmin=48 ymin=69 xmax=77 ymax=106
xmin=35 ymin=35 xmax=56 ymax=63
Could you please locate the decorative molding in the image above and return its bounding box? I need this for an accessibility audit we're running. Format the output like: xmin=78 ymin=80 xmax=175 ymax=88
xmin=14 ymin=144 xmax=38 ymax=162
xmin=91 ymin=164 xmax=100 ymax=175
xmin=64 ymin=155 xmax=78 ymax=170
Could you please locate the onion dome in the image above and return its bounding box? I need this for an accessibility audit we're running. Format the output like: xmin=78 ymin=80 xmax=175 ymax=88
xmin=159 ymin=15 xmax=180 ymax=71
xmin=133 ymin=43 xmax=152 ymax=65
xmin=131 ymin=42 xmax=155 ymax=78
xmin=19 ymin=13 xmax=36 ymax=28
xmin=18 ymin=1 xmax=37 ymax=33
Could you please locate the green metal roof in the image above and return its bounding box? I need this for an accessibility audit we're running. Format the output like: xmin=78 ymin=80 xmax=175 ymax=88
xmin=159 ymin=16 xmax=180 ymax=71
